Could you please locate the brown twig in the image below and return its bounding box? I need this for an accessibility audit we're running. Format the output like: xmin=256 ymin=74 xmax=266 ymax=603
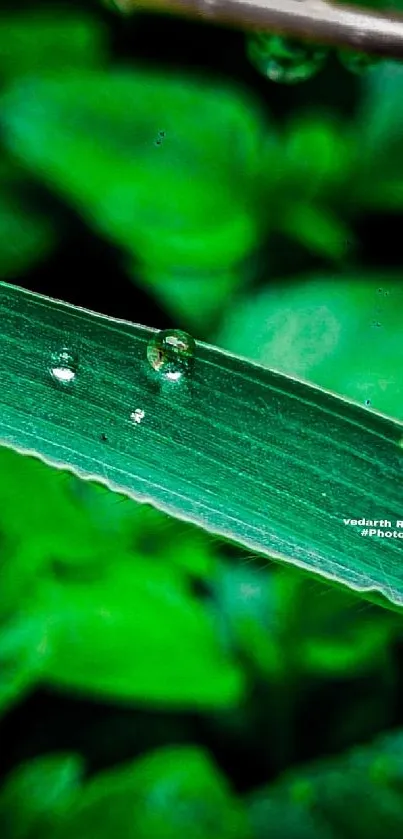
xmin=111 ymin=0 xmax=403 ymax=59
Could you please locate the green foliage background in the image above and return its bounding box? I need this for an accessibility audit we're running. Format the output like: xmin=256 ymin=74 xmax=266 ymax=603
xmin=1 ymin=1 xmax=403 ymax=837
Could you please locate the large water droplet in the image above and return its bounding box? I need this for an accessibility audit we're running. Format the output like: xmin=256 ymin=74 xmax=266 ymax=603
xmin=338 ymin=49 xmax=381 ymax=74
xmin=247 ymin=33 xmax=328 ymax=84
xmin=49 ymin=348 xmax=78 ymax=385
xmin=147 ymin=329 xmax=195 ymax=381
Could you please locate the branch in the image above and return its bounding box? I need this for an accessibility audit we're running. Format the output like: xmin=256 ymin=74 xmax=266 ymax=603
xmin=110 ymin=0 xmax=403 ymax=60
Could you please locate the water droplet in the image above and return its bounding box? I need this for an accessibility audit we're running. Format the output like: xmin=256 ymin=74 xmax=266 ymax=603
xmin=147 ymin=329 xmax=195 ymax=381
xmin=365 ymin=399 xmax=371 ymax=406
xmin=246 ymin=33 xmax=328 ymax=84
xmin=155 ymin=130 xmax=166 ymax=147
xmin=130 ymin=408 xmax=145 ymax=424
xmin=49 ymin=348 xmax=78 ymax=385
xmin=100 ymin=433 xmax=108 ymax=442
xmin=338 ymin=49 xmax=381 ymax=75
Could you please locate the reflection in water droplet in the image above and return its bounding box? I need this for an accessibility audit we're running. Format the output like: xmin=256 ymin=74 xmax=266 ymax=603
xmin=50 ymin=348 xmax=78 ymax=385
xmin=130 ymin=408 xmax=145 ymax=424
xmin=147 ymin=329 xmax=196 ymax=381
xmin=246 ymin=33 xmax=328 ymax=84
xmin=338 ymin=50 xmax=381 ymax=74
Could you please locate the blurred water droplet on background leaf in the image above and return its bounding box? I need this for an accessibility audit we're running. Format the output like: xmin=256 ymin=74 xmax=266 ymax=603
xmin=246 ymin=33 xmax=328 ymax=84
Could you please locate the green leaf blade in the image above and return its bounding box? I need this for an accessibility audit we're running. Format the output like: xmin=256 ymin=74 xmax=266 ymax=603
xmin=0 ymin=281 xmax=402 ymax=608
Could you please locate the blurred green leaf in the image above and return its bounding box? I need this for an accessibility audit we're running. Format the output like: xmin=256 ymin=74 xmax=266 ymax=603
xmin=0 ymin=190 xmax=56 ymax=280
xmin=247 ymin=728 xmax=403 ymax=839
xmin=0 ymin=69 xmax=271 ymax=328
xmin=0 ymin=11 xmax=107 ymax=281
xmin=249 ymin=731 xmax=403 ymax=839
xmin=0 ymin=610 xmax=51 ymax=714
xmin=50 ymin=747 xmax=252 ymax=839
xmin=356 ymin=62 xmax=403 ymax=209
xmin=0 ymin=447 xmax=124 ymax=616
xmin=214 ymin=563 xmax=284 ymax=679
xmin=0 ymin=449 xmax=233 ymax=709
xmin=68 ymin=477 xmax=216 ymax=580
xmin=359 ymin=61 xmax=403 ymax=155
xmin=282 ymin=114 xmax=353 ymax=199
xmin=265 ymin=113 xmax=355 ymax=261
xmin=215 ymin=561 xmax=400 ymax=682
xmin=248 ymin=783 xmax=339 ymax=839
xmin=216 ymin=276 xmax=403 ymax=421
xmin=279 ymin=204 xmax=351 ymax=261
xmin=0 ymin=11 xmax=108 ymax=79
xmin=130 ymin=260 xmax=257 ymax=333
xmin=0 ymin=754 xmax=83 ymax=839
xmin=274 ymin=569 xmax=400 ymax=677
xmin=40 ymin=554 xmax=244 ymax=708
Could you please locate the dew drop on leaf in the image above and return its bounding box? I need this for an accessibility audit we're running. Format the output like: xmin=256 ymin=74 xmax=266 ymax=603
xmin=246 ymin=33 xmax=328 ymax=84
xmin=147 ymin=329 xmax=196 ymax=381
xmin=130 ymin=408 xmax=145 ymax=424
xmin=49 ymin=348 xmax=78 ymax=386
xmin=338 ymin=49 xmax=381 ymax=74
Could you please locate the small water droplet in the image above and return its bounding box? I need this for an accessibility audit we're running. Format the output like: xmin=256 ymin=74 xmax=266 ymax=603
xmin=100 ymin=433 xmax=108 ymax=442
xmin=50 ymin=348 xmax=78 ymax=385
xmin=365 ymin=399 xmax=371 ymax=406
xmin=147 ymin=329 xmax=196 ymax=381
xmin=338 ymin=49 xmax=381 ymax=75
xmin=246 ymin=33 xmax=328 ymax=84
xmin=130 ymin=408 xmax=145 ymax=424
xmin=155 ymin=130 xmax=166 ymax=147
